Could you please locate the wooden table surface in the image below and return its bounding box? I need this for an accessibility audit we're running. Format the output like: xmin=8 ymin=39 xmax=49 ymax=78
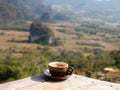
xmin=0 ymin=74 xmax=120 ymax=90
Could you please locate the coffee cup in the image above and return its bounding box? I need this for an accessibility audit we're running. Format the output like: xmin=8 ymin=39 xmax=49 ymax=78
xmin=48 ymin=62 xmax=73 ymax=77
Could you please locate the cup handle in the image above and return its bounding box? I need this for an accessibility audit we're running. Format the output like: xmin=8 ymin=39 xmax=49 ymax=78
xmin=66 ymin=66 xmax=73 ymax=75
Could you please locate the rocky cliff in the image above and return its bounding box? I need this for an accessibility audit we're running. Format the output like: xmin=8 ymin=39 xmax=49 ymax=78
xmin=29 ymin=22 xmax=54 ymax=44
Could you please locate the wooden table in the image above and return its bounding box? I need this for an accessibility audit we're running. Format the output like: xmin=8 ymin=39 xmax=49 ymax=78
xmin=0 ymin=74 xmax=120 ymax=90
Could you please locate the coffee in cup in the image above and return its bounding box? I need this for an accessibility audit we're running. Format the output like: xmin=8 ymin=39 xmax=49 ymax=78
xmin=48 ymin=62 xmax=73 ymax=77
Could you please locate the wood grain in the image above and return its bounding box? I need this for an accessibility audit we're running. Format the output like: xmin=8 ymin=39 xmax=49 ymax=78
xmin=0 ymin=74 xmax=120 ymax=90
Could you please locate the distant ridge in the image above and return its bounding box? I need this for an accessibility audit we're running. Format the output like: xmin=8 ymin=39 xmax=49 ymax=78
xmin=0 ymin=0 xmax=48 ymax=24
xmin=44 ymin=0 xmax=120 ymax=22
xmin=0 ymin=0 xmax=34 ymax=24
xmin=45 ymin=0 xmax=120 ymax=11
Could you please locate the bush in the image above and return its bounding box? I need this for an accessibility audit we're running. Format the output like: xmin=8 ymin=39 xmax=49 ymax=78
xmin=0 ymin=47 xmax=119 ymax=83
xmin=52 ymin=37 xmax=63 ymax=46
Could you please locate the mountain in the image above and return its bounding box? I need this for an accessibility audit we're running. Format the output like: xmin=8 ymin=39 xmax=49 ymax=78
xmin=44 ymin=0 xmax=120 ymax=22
xmin=45 ymin=0 xmax=120 ymax=11
xmin=24 ymin=0 xmax=52 ymax=15
xmin=1 ymin=0 xmax=120 ymax=24
xmin=0 ymin=0 xmax=50 ymax=24
xmin=0 ymin=3 xmax=24 ymax=24
xmin=0 ymin=0 xmax=34 ymax=24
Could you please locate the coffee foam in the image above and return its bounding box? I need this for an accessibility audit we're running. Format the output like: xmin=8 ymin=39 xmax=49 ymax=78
xmin=49 ymin=62 xmax=68 ymax=68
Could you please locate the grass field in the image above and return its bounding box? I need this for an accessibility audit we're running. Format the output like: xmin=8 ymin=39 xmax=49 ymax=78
xmin=0 ymin=21 xmax=120 ymax=52
xmin=48 ymin=21 xmax=120 ymax=51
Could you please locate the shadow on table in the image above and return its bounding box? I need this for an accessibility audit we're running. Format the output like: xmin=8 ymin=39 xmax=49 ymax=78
xmin=31 ymin=74 xmax=66 ymax=83
xmin=31 ymin=74 xmax=48 ymax=82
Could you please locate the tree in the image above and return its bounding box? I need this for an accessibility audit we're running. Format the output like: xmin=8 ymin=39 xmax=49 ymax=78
xmin=110 ymin=50 xmax=120 ymax=68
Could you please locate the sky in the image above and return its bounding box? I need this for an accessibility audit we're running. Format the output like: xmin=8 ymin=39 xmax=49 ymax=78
xmin=95 ymin=0 xmax=112 ymax=1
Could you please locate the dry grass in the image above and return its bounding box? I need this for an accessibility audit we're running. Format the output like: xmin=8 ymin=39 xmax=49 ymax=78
xmin=48 ymin=22 xmax=119 ymax=51
xmin=0 ymin=30 xmax=40 ymax=50
xmin=0 ymin=21 xmax=120 ymax=51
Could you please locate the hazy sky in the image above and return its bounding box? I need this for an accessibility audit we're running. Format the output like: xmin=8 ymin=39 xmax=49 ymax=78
xmin=96 ymin=0 xmax=112 ymax=1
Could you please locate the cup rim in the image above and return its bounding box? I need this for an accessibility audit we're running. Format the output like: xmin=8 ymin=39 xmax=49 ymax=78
xmin=48 ymin=61 xmax=68 ymax=68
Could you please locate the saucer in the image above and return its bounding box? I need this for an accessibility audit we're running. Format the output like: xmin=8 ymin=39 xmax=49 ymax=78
xmin=44 ymin=69 xmax=72 ymax=81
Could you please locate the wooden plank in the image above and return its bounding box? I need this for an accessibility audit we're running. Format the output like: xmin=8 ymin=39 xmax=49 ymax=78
xmin=0 ymin=74 xmax=46 ymax=90
xmin=0 ymin=74 xmax=120 ymax=90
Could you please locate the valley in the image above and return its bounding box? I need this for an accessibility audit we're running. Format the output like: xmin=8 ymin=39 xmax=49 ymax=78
xmin=0 ymin=0 xmax=120 ymax=84
xmin=0 ymin=20 xmax=120 ymax=84
xmin=0 ymin=21 xmax=120 ymax=51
